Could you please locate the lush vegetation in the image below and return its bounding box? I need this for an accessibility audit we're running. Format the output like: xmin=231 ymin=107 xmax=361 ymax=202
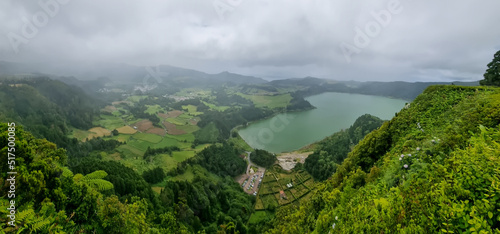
xmin=0 ymin=123 xmax=255 ymax=233
xmin=480 ymin=50 xmax=500 ymax=86
xmin=0 ymin=77 xmax=99 ymax=149
xmin=251 ymin=149 xmax=276 ymax=168
xmin=186 ymin=143 xmax=247 ymax=177
xmin=267 ymin=85 xmax=500 ymax=233
xmin=142 ymin=167 xmax=166 ymax=184
xmin=249 ymin=165 xmax=316 ymax=233
xmin=0 ymin=124 xmax=151 ymax=232
xmin=197 ymin=106 xmax=273 ymax=140
xmin=304 ymin=114 xmax=384 ymax=180
xmin=4 ymin=72 xmax=500 ymax=233
xmin=161 ymin=175 xmax=254 ymax=233
xmin=143 ymin=145 xmax=181 ymax=160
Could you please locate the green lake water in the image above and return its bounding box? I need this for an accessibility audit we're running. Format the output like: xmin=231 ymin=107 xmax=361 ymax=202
xmin=238 ymin=92 xmax=407 ymax=153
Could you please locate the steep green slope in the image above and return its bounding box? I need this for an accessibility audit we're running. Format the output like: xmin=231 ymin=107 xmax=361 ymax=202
xmin=0 ymin=77 xmax=99 ymax=147
xmin=268 ymin=85 xmax=500 ymax=233
xmin=304 ymin=114 xmax=384 ymax=181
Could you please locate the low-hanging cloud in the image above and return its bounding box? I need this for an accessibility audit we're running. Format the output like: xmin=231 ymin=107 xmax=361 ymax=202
xmin=1 ymin=0 xmax=499 ymax=82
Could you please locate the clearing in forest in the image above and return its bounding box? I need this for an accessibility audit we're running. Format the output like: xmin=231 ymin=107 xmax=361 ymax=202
xmin=88 ymin=127 xmax=112 ymax=138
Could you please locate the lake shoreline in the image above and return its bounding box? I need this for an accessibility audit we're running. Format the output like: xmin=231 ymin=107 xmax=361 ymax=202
xmin=238 ymin=92 xmax=407 ymax=153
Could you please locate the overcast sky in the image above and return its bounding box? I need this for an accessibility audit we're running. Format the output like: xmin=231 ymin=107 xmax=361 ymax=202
xmin=1 ymin=0 xmax=499 ymax=82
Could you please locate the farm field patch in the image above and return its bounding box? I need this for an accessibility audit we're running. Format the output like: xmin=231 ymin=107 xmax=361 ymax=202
xmin=145 ymin=105 xmax=163 ymax=115
xmin=94 ymin=115 xmax=125 ymax=130
xmin=146 ymin=127 xmax=166 ymax=136
xmin=116 ymin=125 xmax=137 ymax=134
xmin=88 ymin=127 xmax=111 ymax=138
xmin=71 ymin=128 xmax=92 ymax=141
xmin=159 ymin=110 xmax=183 ymax=119
xmin=133 ymin=132 xmax=163 ymax=143
xmin=254 ymin=164 xmax=316 ymax=211
xmin=132 ymin=119 xmax=154 ymax=132
xmin=110 ymin=134 xmax=131 ymax=142
xmin=163 ymin=121 xmax=187 ymax=135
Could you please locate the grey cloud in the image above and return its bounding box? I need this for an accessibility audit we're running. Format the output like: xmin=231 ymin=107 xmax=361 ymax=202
xmin=1 ymin=0 xmax=499 ymax=82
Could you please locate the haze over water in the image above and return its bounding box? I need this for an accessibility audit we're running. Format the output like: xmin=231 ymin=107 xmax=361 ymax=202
xmin=239 ymin=92 xmax=407 ymax=153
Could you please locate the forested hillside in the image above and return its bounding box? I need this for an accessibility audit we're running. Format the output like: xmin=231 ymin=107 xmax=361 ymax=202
xmin=304 ymin=114 xmax=384 ymax=181
xmin=0 ymin=124 xmax=254 ymax=233
xmin=0 ymin=77 xmax=100 ymax=148
xmin=268 ymin=85 xmax=500 ymax=233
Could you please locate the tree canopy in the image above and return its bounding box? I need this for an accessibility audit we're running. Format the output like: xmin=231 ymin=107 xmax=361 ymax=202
xmin=480 ymin=50 xmax=500 ymax=86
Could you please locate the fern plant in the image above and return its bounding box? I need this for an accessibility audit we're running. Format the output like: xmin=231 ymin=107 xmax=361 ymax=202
xmin=72 ymin=170 xmax=114 ymax=192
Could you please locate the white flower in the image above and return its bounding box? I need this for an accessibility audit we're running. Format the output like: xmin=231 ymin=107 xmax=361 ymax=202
xmin=400 ymin=154 xmax=404 ymax=158
xmin=404 ymin=164 xmax=408 ymax=168
xmin=335 ymin=216 xmax=338 ymax=220
xmin=416 ymin=147 xmax=420 ymax=151
xmin=332 ymin=223 xmax=336 ymax=229
xmin=399 ymin=158 xmax=402 ymax=161
xmin=408 ymin=154 xmax=412 ymax=157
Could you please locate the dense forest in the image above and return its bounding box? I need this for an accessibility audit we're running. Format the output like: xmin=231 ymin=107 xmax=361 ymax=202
xmin=0 ymin=77 xmax=100 ymax=148
xmin=251 ymin=149 xmax=276 ymax=168
xmin=186 ymin=143 xmax=247 ymax=177
xmin=197 ymin=107 xmax=274 ymax=140
xmin=304 ymin=114 xmax=384 ymax=180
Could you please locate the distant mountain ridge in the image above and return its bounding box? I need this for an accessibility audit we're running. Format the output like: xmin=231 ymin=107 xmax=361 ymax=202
xmin=0 ymin=60 xmax=480 ymax=100
xmin=0 ymin=61 xmax=266 ymax=86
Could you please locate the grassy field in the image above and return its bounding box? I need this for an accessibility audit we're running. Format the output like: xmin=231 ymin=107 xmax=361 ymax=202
xmin=248 ymin=211 xmax=274 ymax=225
xmin=237 ymin=93 xmax=292 ymax=108
xmin=126 ymin=95 xmax=148 ymax=102
xmin=93 ymin=115 xmax=125 ymax=130
xmin=172 ymin=150 xmax=196 ymax=162
xmin=125 ymin=137 xmax=181 ymax=155
xmin=116 ymin=144 xmax=144 ymax=159
xmin=89 ymin=127 xmax=111 ymax=137
xmin=165 ymin=115 xmax=190 ymax=125
xmin=202 ymin=101 xmax=230 ymax=111
xmin=164 ymin=132 xmax=195 ymax=143
xmin=177 ymin=105 xmax=203 ymax=116
xmin=145 ymin=104 xmax=163 ymax=115
xmin=132 ymin=132 xmax=163 ymax=143
xmin=70 ymin=128 xmax=92 ymax=141
xmin=176 ymin=124 xmax=200 ymax=133
xmin=228 ymin=134 xmax=253 ymax=151
xmin=116 ymin=126 xmax=137 ymax=134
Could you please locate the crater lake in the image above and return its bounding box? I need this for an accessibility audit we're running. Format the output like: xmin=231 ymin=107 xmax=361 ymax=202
xmin=238 ymin=92 xmax=408 ymax=153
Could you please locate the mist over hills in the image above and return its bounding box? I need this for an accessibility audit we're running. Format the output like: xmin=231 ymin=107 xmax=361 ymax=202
xmin=0 ymin=60 xmax=479 ymax=100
